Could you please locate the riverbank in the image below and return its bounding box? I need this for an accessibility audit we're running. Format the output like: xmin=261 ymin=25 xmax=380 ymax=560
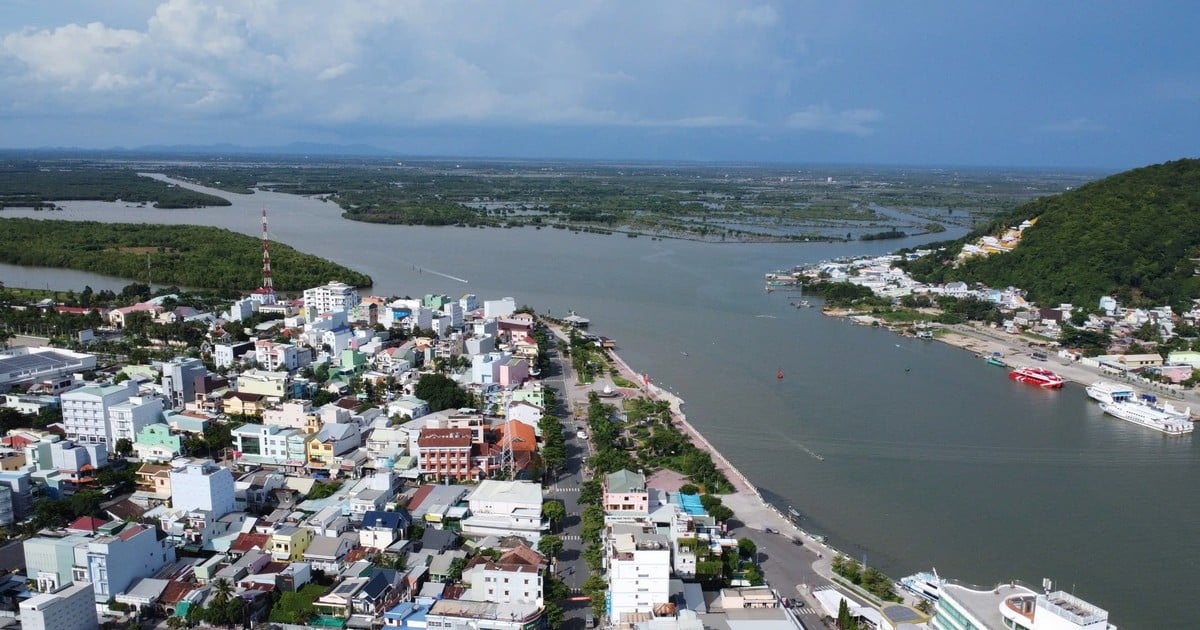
xmin=822 ymin=307 xmax=1200 ymax=409
xmin=550 ymin=322 xmax=926 ymax=614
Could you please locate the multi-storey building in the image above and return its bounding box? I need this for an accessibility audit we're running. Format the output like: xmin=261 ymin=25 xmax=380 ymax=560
xmin=606 ymin=523 xmax=671 ymax=620
xmin=61 ymin=381 xmax=137 ymax=446
xmin=107 ymin=396 xmax=163 ymax=448
xmin=161 ymin=357 xmax=206 ymax=410
xmin=19 ymin=582 xmax=97 ymax=630
xmin=77 ymin=523 xmax=174 ymax=602
xmin=304 ymin=281 xmax=361 ymax=315
xmin=169 ymin=459 xmax=235 ymax=517
xmin=416 ymin=428 xmax=475 ymax=482
xmin=254 ymin=340 xmax=300 ymax=372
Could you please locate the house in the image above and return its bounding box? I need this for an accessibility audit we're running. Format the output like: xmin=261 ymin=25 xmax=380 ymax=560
xmin=81 ymin=522 xmax=176 ymax=603
xmin=269 ymin=525 xmax=313 ymax=562
xmin=307 ymin=423 xmax=361 ymax=471
xmin=236 ymin=369 xmax=290 ymax=401
xmin=304 ymin=533 xmax=357 ymax=573
xmin=108 ymin=396 xmax=164 ymax=449
xmin=360 ymin=510 xmax=412 ymax=550
xmin=460 ymin=480 xmax=545 ymax=544
xmin=425 ymin=598 xmax=542 ymax=630
xmin=603 ymin=469 xmax=649 ymax=522
xmin=231 ymin=423 xmax=308 ymax=469
xmin=505 ymin=402 xmax=543 ymax=426
xmin=462 ymin=554 xmax=544 ymax=607
xmin=221 ymin=391 xmax=268 ymax=417
xmin=132 ymin=424 xmax=182 ymax=462
xmin=19 ymin=582 xmax=97 ymax=630
xmin=135 ymin=463 xmax=173 ymax=502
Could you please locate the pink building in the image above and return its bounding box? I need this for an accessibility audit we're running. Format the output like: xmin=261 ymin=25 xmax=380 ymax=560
xmin=498 ymin=357 xmax=530 ymax=387
xmin=603 ymin=469 xmax=649 ymax=521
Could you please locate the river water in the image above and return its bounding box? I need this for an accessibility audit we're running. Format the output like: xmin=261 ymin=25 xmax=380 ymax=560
xmin=3 ymin=180 xmax=1194 ymax=628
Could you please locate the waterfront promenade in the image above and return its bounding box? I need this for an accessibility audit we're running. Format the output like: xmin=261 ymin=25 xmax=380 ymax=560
xmin=546 ymin=322 xmax=927 ymax=622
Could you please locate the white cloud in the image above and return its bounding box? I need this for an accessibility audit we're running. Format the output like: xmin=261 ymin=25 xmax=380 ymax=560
xmin=0 ymin=1 xmax=805 ymax=137
xmin=786 ymin=105 xmax=882 ymax=136
xmin=1039 ymin=117 xmax=1103 ymax=133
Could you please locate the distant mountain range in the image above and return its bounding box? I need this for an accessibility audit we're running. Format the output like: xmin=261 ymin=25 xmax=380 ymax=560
xmin=902 ymin=158 xmax=1200 ymax=309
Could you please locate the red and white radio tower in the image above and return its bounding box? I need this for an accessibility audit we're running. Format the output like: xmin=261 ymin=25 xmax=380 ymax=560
xmin=259 ymin=207 xmax=277 ymax=304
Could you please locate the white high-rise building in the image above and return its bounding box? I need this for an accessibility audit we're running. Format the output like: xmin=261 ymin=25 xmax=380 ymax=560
xmin=19 ymin=582 xmax=97 ymax=630
xmin=303 ymin=281 xmax=360 ymax=315
xmin=169 ymin=459 xmax=236 ymax=518
xmin=60 ymin=381 xmax=137 ymax=446
xmin=108 ymin=396 xmax=164 ymax=448
xmin=606 ymin=523 xmax=671 ymax=619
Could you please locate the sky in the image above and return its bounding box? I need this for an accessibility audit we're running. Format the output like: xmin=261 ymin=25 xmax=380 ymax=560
xmin=0 ymin=1 xmax=1197 ymax=169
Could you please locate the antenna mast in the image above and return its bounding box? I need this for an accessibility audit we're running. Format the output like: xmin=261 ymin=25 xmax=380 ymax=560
xmin=260 ymin=207 xmax=277 ymax=304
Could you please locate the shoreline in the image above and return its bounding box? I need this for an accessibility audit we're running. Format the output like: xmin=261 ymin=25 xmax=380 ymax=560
xmin=591 ymin=332 xmax=921 ymax=608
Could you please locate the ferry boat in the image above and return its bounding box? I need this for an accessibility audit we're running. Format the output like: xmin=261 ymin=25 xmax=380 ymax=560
xmin=1086 ymin=381 xmax=1193 ymax=435
xmin=1008 ymin=366 xmax=1064 ymax=389
xmin=899 ymin=569 xmax=943 ymax=602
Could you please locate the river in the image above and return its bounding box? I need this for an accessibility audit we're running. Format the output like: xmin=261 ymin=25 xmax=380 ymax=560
xmin=3 ymin=178 xmax=1194 ymax=628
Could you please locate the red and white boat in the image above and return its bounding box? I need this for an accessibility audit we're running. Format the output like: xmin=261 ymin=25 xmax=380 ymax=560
xmin=1009 ymin=366 xmax=1064 ymax=389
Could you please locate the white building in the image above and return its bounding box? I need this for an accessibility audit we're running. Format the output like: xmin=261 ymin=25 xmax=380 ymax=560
xmin=463 ymin=562 xmax=543 ymax=607
xmin=162 ymin=356 xmax=206 ymax=410
xmin=304 ymin=281 xmax=361 ymax=315
xmin=933 ymin=581 xmax=1115 ymax=630
xmin=78 ymin=523 xmax=174 ymax=602
xmin=483 ymin=297 xmax=517 ymax=320
xmin=460 ymin=480 xmax=545 ymax=543
xmin=61 ymin=381 xmax=137 ymax=446
xmin=169 ymin=459 xmax=236 ymax=518
xmin=108 ymin=396 xmax=164 ymax=448
xmin=607 ymin=523 xmax=671 ymax=620
xmin=255 ymin=340 xmax=300 ymax=372
xmin=19 ymin=582 xmax=97 ymax=630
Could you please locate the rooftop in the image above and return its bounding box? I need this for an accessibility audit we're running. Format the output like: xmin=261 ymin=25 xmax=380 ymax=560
xmin=606 ymin=469 xmax=646 ymax=494
xmin=468 ymin=480 xmax=543 ymax=507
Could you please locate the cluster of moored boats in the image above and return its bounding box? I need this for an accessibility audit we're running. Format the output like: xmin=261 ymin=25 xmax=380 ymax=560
xmin=993 ymin=354 xmax=1194 ymax=435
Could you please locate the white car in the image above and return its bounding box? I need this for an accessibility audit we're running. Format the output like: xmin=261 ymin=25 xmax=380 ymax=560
xmin=576 ymin=430 xmax=588 ymax=440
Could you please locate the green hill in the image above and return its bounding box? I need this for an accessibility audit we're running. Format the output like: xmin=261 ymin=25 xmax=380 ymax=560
xmin=902 ymin=158 xmax=1200 ymax=309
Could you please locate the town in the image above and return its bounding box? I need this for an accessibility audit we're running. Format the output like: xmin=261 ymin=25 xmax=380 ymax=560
xmin=0 ymin=261 xmax=1127 ymax=630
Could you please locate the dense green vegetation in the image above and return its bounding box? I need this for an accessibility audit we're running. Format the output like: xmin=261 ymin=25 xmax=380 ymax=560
xmin=154 ymin=159 xmax=1092 ymax=242
xmin=902 ymin=158 xmax=1200 ymax=308
xmin=0 ymin=218 xmax=371 ymax=290
xmin=0 ymin=164 xmax=230 ymax=208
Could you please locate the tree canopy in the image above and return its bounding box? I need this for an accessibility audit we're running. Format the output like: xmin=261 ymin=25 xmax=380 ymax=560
xmin=903 ymin=158 xmax=1200 ymax=309
xmin=0 ymin=218 xmax=372 ymax=290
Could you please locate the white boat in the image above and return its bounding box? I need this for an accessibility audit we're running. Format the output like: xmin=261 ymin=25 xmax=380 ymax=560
xmin=899 ymin=569 xmax=943 ymax=602
xmin=1089 ymin=381 xmax=1194 ymax=435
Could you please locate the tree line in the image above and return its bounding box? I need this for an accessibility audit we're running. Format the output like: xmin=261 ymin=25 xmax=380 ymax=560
xmin=0 ymin=218 xmax=372 ymax=290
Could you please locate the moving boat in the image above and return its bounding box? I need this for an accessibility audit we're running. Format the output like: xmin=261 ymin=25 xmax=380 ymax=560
xmin=1087 ymin=380 xmax=1194 ymax=435
xmin=1008 ymin=366 xmax=1064 ymax=389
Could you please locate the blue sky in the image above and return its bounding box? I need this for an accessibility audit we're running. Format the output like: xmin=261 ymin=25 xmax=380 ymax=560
xmin=0 ymin=1 xmax=1197 ymax=169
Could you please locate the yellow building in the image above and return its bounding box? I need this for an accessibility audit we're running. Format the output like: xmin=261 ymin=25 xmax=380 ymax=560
xmin=269 ymin=525 xmax=313 ymax=562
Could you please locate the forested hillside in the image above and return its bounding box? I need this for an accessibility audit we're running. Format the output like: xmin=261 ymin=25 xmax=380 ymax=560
xmin=902 ymin=158 xmax=1200 ymax=308
xmin=0 ymin=218 xmax=371 ymax=290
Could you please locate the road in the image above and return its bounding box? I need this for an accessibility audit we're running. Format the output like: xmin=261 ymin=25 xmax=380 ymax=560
xmin=541 ymin=333 xmax=595 ymax=630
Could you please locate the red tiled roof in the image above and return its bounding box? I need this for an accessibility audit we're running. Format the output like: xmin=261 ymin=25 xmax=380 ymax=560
xmin=500 ymin=544 xmax=545 ymax=568
xmin=117 ymin=524 xmax=145 ymax=541
xmin=231 ymin=532 xmax=271 ymax=553
xmin=68 ymin=516 xmax=109 ymax=531
xmin=406 ymin=485 xmax=434 ymax=512
xmin=158 ymin=580 xmax=197 ymax=605
xmin=418 ymin=428 xmax=472 ymax=448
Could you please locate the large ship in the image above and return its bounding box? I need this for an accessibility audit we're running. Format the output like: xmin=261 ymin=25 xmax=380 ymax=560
xmin=1008 ymin=366 xmax=1064 ymax=389
xmin=1086 ymin=380 xmax=1194 ymax=435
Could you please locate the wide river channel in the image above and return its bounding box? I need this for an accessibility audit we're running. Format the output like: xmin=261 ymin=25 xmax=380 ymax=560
xmin=3 ymin=178 xmax=1196 ymax=628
